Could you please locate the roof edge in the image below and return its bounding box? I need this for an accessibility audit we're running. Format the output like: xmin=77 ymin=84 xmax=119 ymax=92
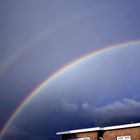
xmin=56 ymin=122 xmax=140 ymax=135
xmin=57 ymin=127 xmax=101 ymax=135
xmin=102 ymin=122 xmax=140 ymax=131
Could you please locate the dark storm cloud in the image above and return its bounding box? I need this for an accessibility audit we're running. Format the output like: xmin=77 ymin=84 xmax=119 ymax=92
xmin=60 ymin=98 xmax=140 ymax=126
xmin=4 ymin=125 xmax=28 ymax=135
xmin=2 ymin=125 xmax=56 ymax=140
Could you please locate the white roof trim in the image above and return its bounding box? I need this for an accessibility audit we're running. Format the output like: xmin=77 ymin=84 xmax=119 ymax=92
xmin=56 ymin=123 xmax=140 ymax=135
xmin=102 ymin=122 xmax=140 ymax=131
xmin=56 ymin=127 xmax=101 ymax=135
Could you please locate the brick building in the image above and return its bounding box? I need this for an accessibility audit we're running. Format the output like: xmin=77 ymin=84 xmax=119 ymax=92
xmin=57 ymin=123 xmax=140 ymax=140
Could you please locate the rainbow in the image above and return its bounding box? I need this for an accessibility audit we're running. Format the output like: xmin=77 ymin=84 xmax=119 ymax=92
xmin=1 ymin=40 xmax=140 ymax=139
xmin=0 ymin=22 xmax=67 ymax=76
xmin=0 ymin=10 xmax=94 ymax=76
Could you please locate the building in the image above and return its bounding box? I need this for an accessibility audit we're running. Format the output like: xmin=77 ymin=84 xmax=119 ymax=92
xmin=57 ymin=123 xmax=140 ymax=140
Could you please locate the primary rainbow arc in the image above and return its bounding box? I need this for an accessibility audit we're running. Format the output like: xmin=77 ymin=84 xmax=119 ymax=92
xmin=1 ymin=40 xmax=140 ymax=139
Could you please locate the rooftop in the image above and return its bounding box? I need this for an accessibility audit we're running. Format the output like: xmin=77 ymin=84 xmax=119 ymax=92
xmin=56 ymin=122 xmax=140 ymax=135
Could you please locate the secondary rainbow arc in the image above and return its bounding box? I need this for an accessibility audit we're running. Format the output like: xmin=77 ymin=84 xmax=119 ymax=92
xmin=1 ymin=40 xmax=140 ymax=139
xmin=0 ymin=9 xmax=94 ymax=76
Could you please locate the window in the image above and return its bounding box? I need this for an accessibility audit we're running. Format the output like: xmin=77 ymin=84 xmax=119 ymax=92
xmin=117 ymin=136 xmax=131 ymax=140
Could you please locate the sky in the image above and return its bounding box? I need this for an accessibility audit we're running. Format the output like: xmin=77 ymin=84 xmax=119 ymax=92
xmin=0 ymin=0 xmax=140 ymax=140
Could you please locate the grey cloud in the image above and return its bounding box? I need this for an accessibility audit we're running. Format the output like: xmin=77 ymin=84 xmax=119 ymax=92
xmin=86 ymin=98 xmax=140 ymax=125
xmin=95 ymin=98 xmax=140 ymax=115
xmin=61 ymin=99 xmax=79 ymax=113
xmin=81 ymin=102 xmax=91 ymax=111
xmin=61 ymin=98 xmax=140 ymax=125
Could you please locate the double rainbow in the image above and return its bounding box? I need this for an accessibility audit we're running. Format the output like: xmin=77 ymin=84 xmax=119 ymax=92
xmin=1 ymin=40 xmax=140 ymax=139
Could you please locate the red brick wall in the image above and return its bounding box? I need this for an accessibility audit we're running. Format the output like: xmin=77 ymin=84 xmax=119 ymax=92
xmin=103 ymin=127 xmax=140 ymax=140
xmin=61 ymin=131 xmax=98 ymax=140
